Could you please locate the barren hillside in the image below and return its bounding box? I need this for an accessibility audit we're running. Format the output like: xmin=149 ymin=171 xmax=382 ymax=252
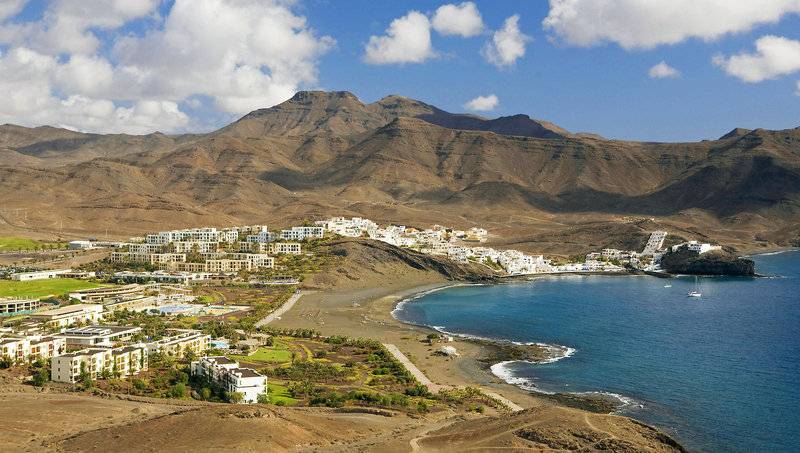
xmin=1 ymin=91 xmax=798 ymax=253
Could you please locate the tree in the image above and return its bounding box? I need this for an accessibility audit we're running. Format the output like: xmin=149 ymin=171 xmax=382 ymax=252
xmin=32 ymin=368 xmax=49 ymax=387
xmin=78 ymin=362 xmax=93 ymax=389
xmin=257 ymin=393 xmax=270 ymax=404
xmin=170 ymin=382 xmax=187 ymax=398
xmin=226 ymin=391 xmax=244 ymax=404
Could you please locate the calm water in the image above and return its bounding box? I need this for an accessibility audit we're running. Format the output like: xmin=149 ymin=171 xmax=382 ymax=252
xmin=395 ymin=251 xmax=800 ymax=452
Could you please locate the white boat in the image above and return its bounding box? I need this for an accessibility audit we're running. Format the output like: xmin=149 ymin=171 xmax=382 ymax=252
xmin=664 ymin=284 xmax=672 ymax=288
xmin=687 ymin=276 xmax=702 ymax=297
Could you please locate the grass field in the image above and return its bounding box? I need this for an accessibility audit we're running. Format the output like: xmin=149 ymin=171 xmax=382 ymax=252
xmin=267 ymin=382 xmax=297 ymax=405
xmin=230 ymin=342 xmax=293 ymax=364
xmin=0 ymin=237 xmax=66 ymax=251
xmin=0 ymin=278 xmax=104 ymax=299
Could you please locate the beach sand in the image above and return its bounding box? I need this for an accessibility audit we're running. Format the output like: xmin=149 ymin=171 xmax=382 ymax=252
xmin=272 ymin=276 xmax=551 ymax=410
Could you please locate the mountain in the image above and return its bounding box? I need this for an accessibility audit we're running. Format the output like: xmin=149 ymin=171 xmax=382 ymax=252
xmin=0 ymin=91 xmax=798 ymax=254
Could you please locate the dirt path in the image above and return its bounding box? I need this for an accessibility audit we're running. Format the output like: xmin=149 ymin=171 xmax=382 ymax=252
xmin=383 ymin=343 xmax=446 ymax=393
xmin=256 ymin=290 xmax=312 ymax=327
xmin=384 ymin=343 xmax=524 ymax=414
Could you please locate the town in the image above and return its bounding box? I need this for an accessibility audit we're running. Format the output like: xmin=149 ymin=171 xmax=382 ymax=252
xmin=0 ymin=217 xmax=723 ymax=406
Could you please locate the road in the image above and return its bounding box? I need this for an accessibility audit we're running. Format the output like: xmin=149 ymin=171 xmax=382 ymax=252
xmin=256 ymin=290 xmax=312 ymax=327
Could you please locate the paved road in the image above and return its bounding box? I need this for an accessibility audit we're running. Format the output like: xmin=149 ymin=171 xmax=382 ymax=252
xmin=256 ymin=290 xmax=311 ymax=327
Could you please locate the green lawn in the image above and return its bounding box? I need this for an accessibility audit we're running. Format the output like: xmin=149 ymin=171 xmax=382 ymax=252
xmin=0 ymin=278 xmax=105 ymax=299
xmin=267 ymin=382 xmax=297 ymax=405
xmin=230 ymin=344 xmax=293 ymax=364
xmin=0 ymin=237 xmax=65 ymax=251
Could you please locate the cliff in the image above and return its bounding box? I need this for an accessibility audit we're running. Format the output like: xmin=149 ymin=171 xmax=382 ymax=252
xmin=660 ymin=247 xmax=755 ymax=276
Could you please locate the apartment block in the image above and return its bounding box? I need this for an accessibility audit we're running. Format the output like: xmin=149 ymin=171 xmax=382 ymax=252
xmin=191 ymin=356 xmax=267 ymax=404
xmin=51 ymin=345 xmax=147 ymax=383
xmin=145 ymin=330 xmax=210 ymax=358
xmin=29 ymin=304 xmax=104 ymax=328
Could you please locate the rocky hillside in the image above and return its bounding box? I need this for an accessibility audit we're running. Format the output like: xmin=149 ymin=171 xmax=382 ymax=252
xmin=660 ymin=247 xmax=756 ymax=276
xmin=0 ymin=90 xmax=798 ymax=253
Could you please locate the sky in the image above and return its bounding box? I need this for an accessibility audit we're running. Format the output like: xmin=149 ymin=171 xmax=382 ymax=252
xmin=1 ymin=0 xmax=800 ymax=141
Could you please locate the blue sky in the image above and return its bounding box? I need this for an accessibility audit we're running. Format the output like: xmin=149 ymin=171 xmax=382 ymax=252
xmin=2 ymin=0 xmax=800 ymax=141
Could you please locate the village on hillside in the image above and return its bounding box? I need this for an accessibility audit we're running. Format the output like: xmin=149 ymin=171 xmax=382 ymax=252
xmin=0 ymin=217 xmax=722 ymax=407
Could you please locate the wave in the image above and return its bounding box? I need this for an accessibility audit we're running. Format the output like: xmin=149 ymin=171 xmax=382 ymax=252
xmin=746 ymin=249 xmax=799 ymax=257
xmin=490 ymin=361 xmax=641 ymax=411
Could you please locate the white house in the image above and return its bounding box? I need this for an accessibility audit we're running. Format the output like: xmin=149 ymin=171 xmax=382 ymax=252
xmin=191 ymin=356 xmax=267 ymax=403
xmin=280 ymin=226 xmax=324 ymax=241
xmin=642 ymin=231 xmax=667 ymax=255
xmin=671 ymin=241 xmax=722 ymax=255
xmin=10 ymin=269 xmax=71 ymax=281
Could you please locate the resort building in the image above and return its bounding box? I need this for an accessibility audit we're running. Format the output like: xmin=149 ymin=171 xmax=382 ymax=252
xmin=0 ymin=335 xmax=66 ymax=363
xmin=246 ymin=229 xmax=276 ymax=243
xmin=109 ymin=252 xmax=187 ymax=265
xmin=0 ymin=298 xmax=47 ymax=316
xmin=112 ymin=271 xmax=212 ymax=285
xmin=55 ymin=325 xmax=142 ymax=347
xmin=29 ymin=304 xmax=104 ymax=328
xmin=642 ymin=231 xmax=668 ymax=256
xmin=280 ymin=226 xmax=324 ymax=241
xmin=268 ymin=242 xmax=302 ymax=255
xmin=172 ymin=241 xmax=218 ymax=253
xmin=145 ymin=330 xmax=210 ymax=358
xmin=69 ymin=285 xmax=145 ymax=303
xmin=671 ymin=241 xmax=722 ymax=255
xmin=10 ymin=269 xmax=71 ymax=281
xmin=51 ymin=345 xmax=147 ymax=383
xmin=191 ymin=356 xmax=267 ymax=404
xmin=68 ymin=240 xmax=95 ymax=250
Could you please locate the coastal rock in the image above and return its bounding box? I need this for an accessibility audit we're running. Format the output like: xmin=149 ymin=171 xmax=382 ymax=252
xmin=660 ymin=247 xmax=755 ymax=276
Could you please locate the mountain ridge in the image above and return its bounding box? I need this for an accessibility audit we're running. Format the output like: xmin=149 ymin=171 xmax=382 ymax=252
xmin=0 ymin=90 xmax=798 ymax=254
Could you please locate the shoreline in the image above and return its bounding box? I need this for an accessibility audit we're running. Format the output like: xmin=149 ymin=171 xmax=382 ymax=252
xmin=274 ymin=274 xmax=664 ymax=417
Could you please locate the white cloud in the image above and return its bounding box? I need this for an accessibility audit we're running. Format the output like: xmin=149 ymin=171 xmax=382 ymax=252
xmin=481 ymin=15 xmax=531 ymax=68
xmin=464 ymin=94 xmax=499 ymax=111
xmin=543 ymin=0 xmax=800 ymax=50
xmin=0 ymin=48 xmax=188 ymax=134
xmin=648 ymin=61 xmax=680 ymax=79
xmin=713 ymin=35 xmax=800 ymax=83
xmin=432 ymin=2 xmax=484 ymax=38
xmin=0 ymin=0 xmax=160 ymax=55
xmin=363 ymin=10 xmax=434 ymax=65
xmin=0 ymin=0 xmax=334 ymax=133
xmin=0 ymin=0 xmax=26 ymax=22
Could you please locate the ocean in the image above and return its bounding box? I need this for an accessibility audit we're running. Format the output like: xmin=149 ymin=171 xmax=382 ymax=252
xmin=393 ymin=251 xmax=800 ymax=452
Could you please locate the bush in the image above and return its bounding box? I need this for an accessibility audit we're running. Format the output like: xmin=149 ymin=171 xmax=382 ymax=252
xmin=32 ymin=368 xmax=49 ymax=387
xmin=170 ymin=382 xmax=187 ymax=398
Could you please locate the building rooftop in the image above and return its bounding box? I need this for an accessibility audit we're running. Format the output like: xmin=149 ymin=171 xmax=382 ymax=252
xmin=232 ymin=367 xmax=263 ymax=378
xmin=59 ymin=325 xmax=141 ymax=337
xmin=32 ymin=304 xmax=103 ymax=317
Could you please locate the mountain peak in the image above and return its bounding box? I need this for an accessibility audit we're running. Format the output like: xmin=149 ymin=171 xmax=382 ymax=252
xmin=719 ymin=128 xmax=751 ymax=140
xmin=290 ymin=90 xmax=361 ymax=104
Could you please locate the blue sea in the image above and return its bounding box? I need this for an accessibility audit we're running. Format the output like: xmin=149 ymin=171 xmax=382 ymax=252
xmin=394 ymin=251 xmax=800 ymax=452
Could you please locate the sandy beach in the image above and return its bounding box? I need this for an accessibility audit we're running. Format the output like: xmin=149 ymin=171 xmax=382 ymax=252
xmin=272 ymin=276 xmax=554 ymax=410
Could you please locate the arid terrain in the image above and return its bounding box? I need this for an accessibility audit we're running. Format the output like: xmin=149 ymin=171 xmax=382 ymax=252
xmin=1 ymin=90 xmax=798 ymax=254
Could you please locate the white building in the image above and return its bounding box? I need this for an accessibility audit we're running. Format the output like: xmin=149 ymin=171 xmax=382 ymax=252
xmin=51 ymin=345 xmax=147 ymax=383
xmin=10 ymin=269 xmax=71 ymax=281
xmin=671 ymin=241 xmax=722 ymax=255
xmin=29 ymin=304 xmax=104 ymax=328
xmin=0 ymin=335 xmax=66 ymax=364
xmin=191 ymin=356 xmax=267 ymax=403
xmin=280 ymin=226 xmax=324 ymax=241
xmin=146 ymin=330 xmax=209 ymax=359
xmin=55 ymin=325 xmax=142 ymax=347
xmin=0 ymin=298 xmax=47 ymax=316
xmin=68 ymin=240 xmax=94 ymax=250
xmin=642 ymin=231 xmax=668 ymax=256
xmin=268 ymin=242 xmax=302 ymax=255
